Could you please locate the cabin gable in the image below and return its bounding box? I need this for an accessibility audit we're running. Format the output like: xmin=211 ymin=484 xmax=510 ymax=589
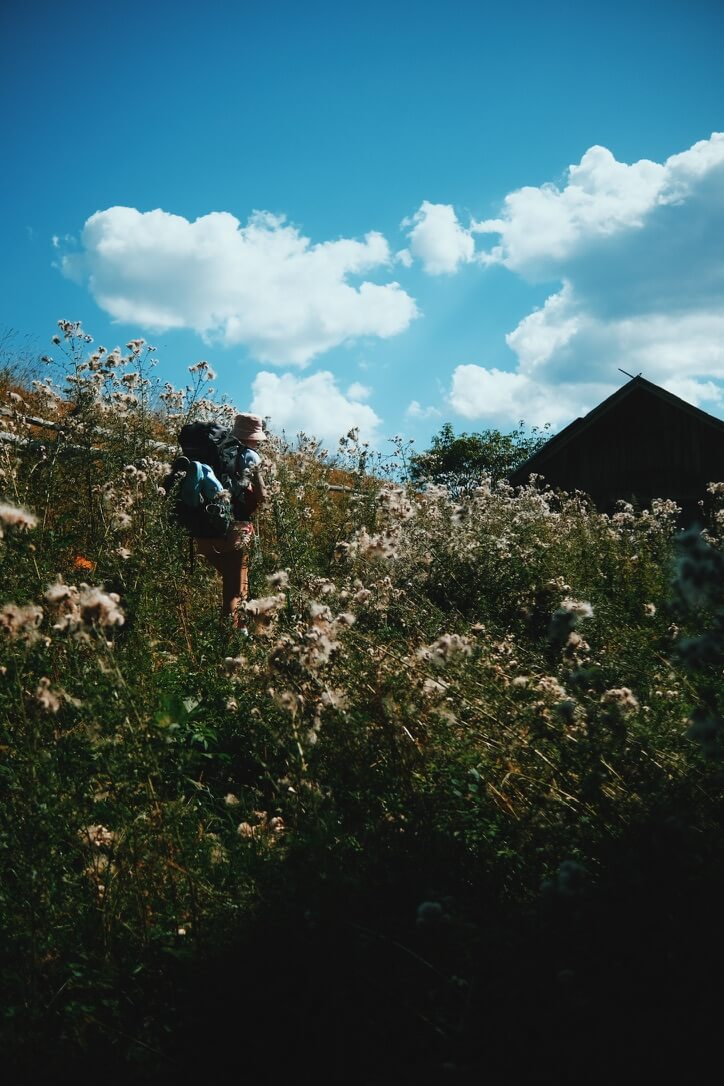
xmin=510 ymin=378 xmax=724 ymax=517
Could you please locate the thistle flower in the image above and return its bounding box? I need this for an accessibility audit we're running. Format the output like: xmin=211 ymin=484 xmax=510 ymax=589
xmin=600 ymin=687 xmax=640 ymax=717
xmin=0 ymin=501 xmax=38 ymax=536
xmin=34 ymin=677 xmax=62 ymax=713
xmin=549 ymin=597 xmax=593 ymax=647
xmin=0 ymin=603 xmax=44 ymax=642
xmin=535 ymin=676 xmax=568 ymax=701
xmin=80 ymin=824 xmax=116 ymax=849
xmin=266 ymin=569 xmax=290 ymax=590
xmin=417 ymin=632 xmax=473 ymax=669
xmin=223 ymin=655 xmax=246 ymax=677
xmin=78 ymin=586 xmax=125 ymax=628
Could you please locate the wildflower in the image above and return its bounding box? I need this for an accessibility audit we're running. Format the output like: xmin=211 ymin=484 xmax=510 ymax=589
xmin=0 ymin=603 xmax=44 ymax=643
xmin=535 ymin=675 xmax=568 ymax=701
xmin=600 ymin=687 xmax=640 ymax=717
xmin=207 ymin=834 xmax=227 ymax=865
xmin=560 ymin=598 xmax=594 ymax=621
xmin=78 ymin=585 xmax=125 ymax=628
xmin=643 ymin=602 xmax=656 ymax=617
xmin=237 ymin=822 xmax=255 ymax=838
xmin=316 ymin=689 xmax=345 ymax=716
xmin=549 ymin=597 xmax=593 ymax=646
xmin=417 ymin=632 xmax=473 ymax=669
xmin=422 ymin=677 xmax=449 ymax=698
xmin=243 ymin=593 xmax=287 ymax=617
xmin=224 ymin=793 xmax=240 ymax=806
xmin=308 ymin=602 xmax=333 ymax=625
xmin=266 ymin=569 xmax=290 ymax=590
xmin=73 ymin=555 xmax=95 ymax=572
xmin=0 ymin=501 xmax=38 ymax=536
xmin=34 ymin=677 xmax=62 ymax=713
xmin=241 ymin=592 xmax=286 ymax=636
xmin=349 ymin=527 xmax=399 ymax=562
xmin=272 ymin=689 xmax=304 ymax=717
xmin=223 ymin=655 xmax=246 ymax=677
xmin=44 ymin=578 xmax=124 ymax=636
xmin=565 ymin=631 xmax=590 ymax=655
xmin=80 ymin=824 xmax=115 ymax=849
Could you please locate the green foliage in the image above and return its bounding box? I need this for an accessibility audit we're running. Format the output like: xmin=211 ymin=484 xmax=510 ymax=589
xmin=408 ymin=419 xmax=550 ymax=493
xmin=2 ymin=323 xmax=724 ymax=1080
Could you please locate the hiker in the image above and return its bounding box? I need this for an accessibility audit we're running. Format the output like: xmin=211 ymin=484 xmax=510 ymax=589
xmin=192 ymin=413 xmax=267 ymax=627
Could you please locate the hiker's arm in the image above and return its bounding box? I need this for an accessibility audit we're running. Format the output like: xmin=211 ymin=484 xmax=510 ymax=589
xmin=253 ymin=468 xmax=267 ymax=504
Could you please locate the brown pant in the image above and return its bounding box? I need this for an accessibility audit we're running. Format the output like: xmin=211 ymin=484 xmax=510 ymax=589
xmin=195 ymin=522 xmax=254 ymax=626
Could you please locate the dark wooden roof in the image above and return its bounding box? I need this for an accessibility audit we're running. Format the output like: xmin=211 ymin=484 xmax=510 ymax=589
xmin=509 ymin=376 xmax=724 ymax=516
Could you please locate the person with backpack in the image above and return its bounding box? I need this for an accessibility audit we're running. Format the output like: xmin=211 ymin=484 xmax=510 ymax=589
xmin=166 ymin=412 xmax=268 ymax=629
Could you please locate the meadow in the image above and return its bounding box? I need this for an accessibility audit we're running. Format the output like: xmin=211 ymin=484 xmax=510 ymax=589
xmin=2 ymin=323 xmax=724 ymax=1083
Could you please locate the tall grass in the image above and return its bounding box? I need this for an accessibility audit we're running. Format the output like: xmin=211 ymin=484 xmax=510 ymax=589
xmin=2 ymin=323 xmax=724 ymax=1082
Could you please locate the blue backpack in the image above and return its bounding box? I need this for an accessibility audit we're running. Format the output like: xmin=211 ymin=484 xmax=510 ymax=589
xmin=164 ymin=422 xmax=258 ymax=539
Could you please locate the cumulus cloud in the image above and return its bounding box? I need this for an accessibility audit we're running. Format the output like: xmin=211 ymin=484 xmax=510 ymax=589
xmin=406 ymin=400 xmax=442 ymax=420
xmin=403 ymin=201 xmax=475 ymax=275
xmin=250 ymin=370 xmax=382 ymax=445
xmin=346 ymin=381 xmax=372 ymax=401
xmin=448 ymin=133 xmax=724 ymax=426
xmin=61 ymin=207 xmax=418 ymax=366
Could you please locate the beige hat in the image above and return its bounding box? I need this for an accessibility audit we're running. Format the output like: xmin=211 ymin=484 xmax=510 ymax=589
xmin=233 ymin=412 xmax=267 ymax=444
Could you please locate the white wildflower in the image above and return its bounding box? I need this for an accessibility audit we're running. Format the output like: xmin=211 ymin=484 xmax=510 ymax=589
xmin=417 ymin=633 xmax=473 ymax=669
xmin=600 ymin=687 xmax=640 ymax=717
xmin=0 ymin=603 xmax=44 ymax=643
xmin=34 ymin=677 xmax=62 ymax=713
xmin=0 ymin=502 xmax=38 ymax=536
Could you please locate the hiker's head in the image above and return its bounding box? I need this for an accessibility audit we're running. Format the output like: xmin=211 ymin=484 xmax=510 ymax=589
xmin=233 ymin=413 xmax=267 ymax=449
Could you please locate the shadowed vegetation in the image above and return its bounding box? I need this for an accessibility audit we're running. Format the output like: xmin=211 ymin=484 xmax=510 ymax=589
xmin=2 ymin=323 xmax=724 ymax=1083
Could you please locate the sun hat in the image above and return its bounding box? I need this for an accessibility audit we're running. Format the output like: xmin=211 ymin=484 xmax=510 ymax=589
xmin=233 ymin=412 xmax=267 ymax=444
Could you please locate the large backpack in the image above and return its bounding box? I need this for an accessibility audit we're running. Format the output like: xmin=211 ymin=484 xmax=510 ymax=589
xmin=164 ymin=422 xmax=258 ymax=539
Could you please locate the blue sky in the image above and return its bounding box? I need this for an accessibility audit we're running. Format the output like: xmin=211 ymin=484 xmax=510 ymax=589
xmin=2 ymin=0 xmax=723 ymax=450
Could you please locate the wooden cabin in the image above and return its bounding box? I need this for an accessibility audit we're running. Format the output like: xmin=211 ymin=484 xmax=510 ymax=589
xmin=509 ymin=376 xmax=724 ymax=520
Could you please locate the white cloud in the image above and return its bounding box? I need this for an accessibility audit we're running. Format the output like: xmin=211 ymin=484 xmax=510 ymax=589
xmin=61 ymin=207 xmax=418 ymax=366
xmin=403 ymin=201 xmax=475 ymax=275
xmin=446 ymin=133 xmax=724 ymax=427
xmin=406 ymin=400 xmax=441 ymax=420
xmin=346 ymin=382 xmax=371 ymax=401
xmin=473 ymin=145 xmax=668 ymax=276
xmin=448 ymin=365 xmax=593 ymax=428
xmin=250 ymin=370 xmax=382 ymax=445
